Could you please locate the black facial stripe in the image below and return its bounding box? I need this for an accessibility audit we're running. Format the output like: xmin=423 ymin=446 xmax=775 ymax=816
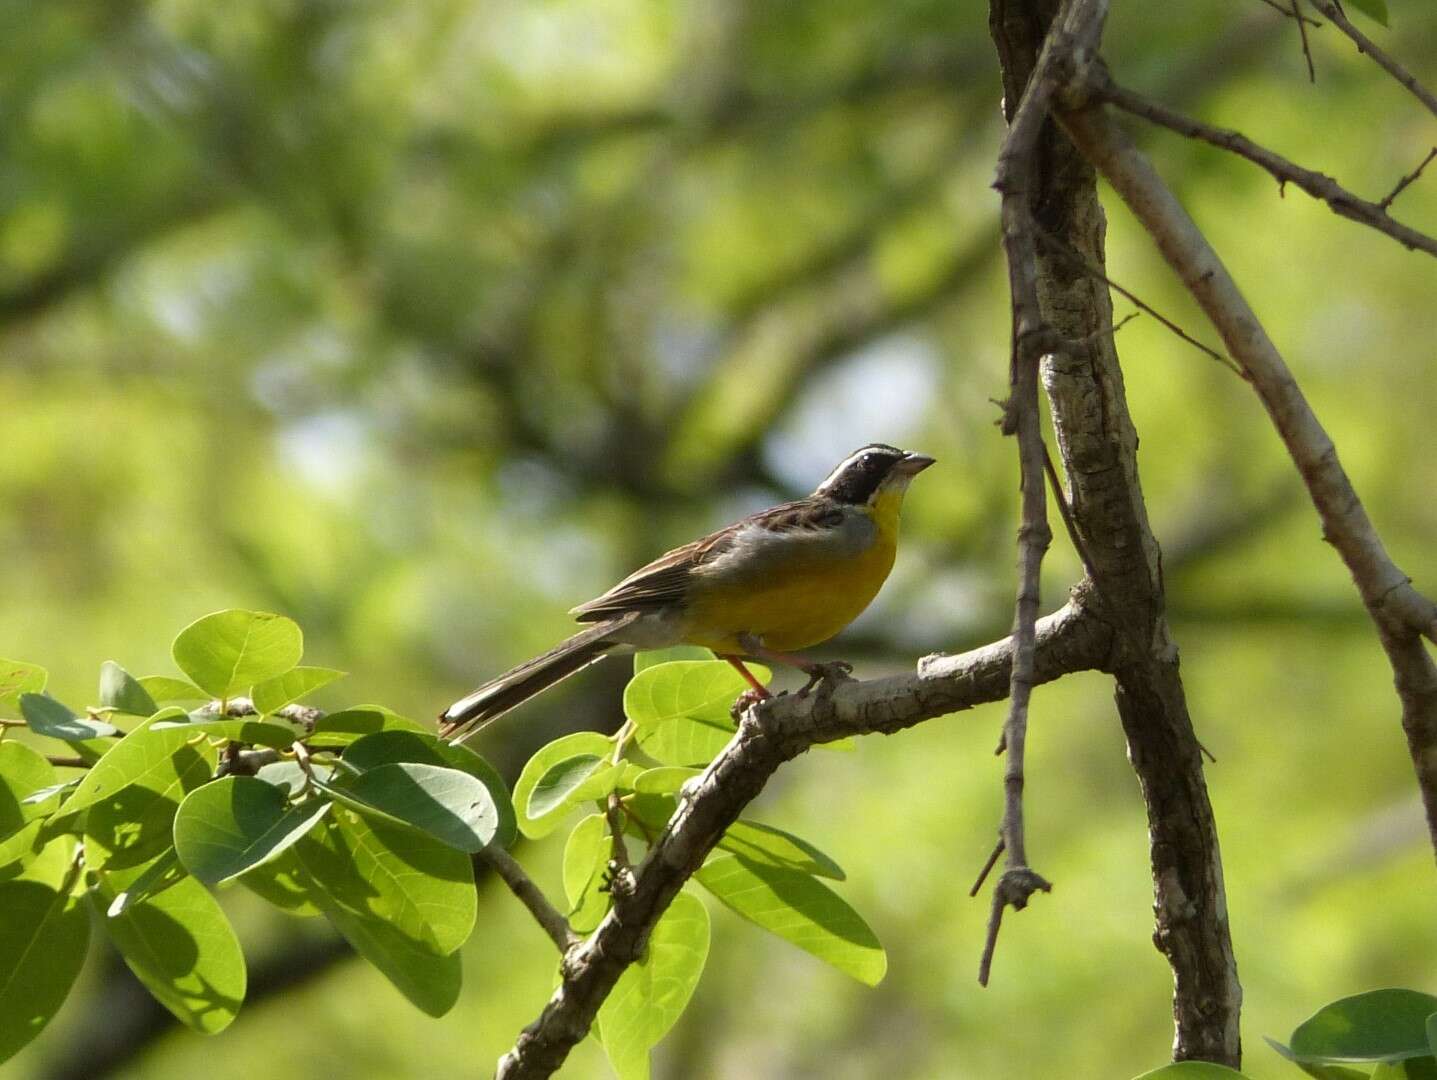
xmin=817 ymin=445 xmax=906 ymax=504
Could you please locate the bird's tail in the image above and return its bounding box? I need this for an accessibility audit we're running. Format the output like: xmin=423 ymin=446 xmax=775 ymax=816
xmin=439 ymin=613 xmax=639 ymax=740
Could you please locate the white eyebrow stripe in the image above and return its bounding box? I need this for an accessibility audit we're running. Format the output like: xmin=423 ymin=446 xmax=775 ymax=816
xmin=817 ymin=449 xmax=873 ymax=490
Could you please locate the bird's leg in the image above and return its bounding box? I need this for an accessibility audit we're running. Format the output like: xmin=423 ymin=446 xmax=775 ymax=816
xmin=736 ymin=636 xmax=854 ymax=699
xmin=720 ymin=655 xmax=772 ymax=719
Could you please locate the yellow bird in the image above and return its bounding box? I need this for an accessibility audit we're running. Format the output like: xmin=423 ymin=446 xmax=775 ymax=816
xmin=439 ymin=444 xmax=934 ymax=740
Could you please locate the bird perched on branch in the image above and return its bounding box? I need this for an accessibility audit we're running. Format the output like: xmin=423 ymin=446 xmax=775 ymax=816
xmin=439 ymin=444 xmax=935 ymax=741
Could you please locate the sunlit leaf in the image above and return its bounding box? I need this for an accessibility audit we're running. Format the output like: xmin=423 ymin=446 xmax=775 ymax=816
xmin=137 ymin=676 xmax=209 ymax=704
xmin=0 ymin=743 xmax=58 ymax=854
xmin=239 ymin=849 xmax=322 ymax=917
xmin=633 ymin=646 xmax=715 ymax=673
xmin=172 ymin=609 xmax=303 ymax=700
xmin=342 ymin=731 xmax=516 ymax=848
xmin=151 ymin=715 xmax=302 ymax=750
xmin=91 ymin=863 xmax=247 ymax=1034
xmin=329 ymin=763 xmax=498 ymax=853
xmin=719 ymin=820 xmax=845 ymax=880
xmin=251 ymin=666 xmax=346 ymax=714
xmin=106 ymin=847 xmax=186 ymax=917
xmin=1286 ymin=990 xmax=1437 ymax=1064
xmin=1130 ymin=1063 xmax=1254 ymax=1079
xmin=174 ymin=777 xmax=332 ymax=884
xmin=296 ymin=812 xmax=475 ymax=955
xmin=529 ymin=754 xmax=612 ymax=819
xmin=624 ymin=661 xmax=764 ymax=766
xmin=696 ymin=853 xmax=884 ymax=985
xmin=513 ymin=731 xmax=614 ymax=839
xmin=563 ymin=812 xmax=611 ymax=933
xmin=0 ymin=659 xmax=47 ymax=710
xmin=0 ymin=880 xmax=89 ymax=1064
xmin=99 ymin=661 xmax=158 ymax=717
xmin=632 ymin=766 xmax=701 ymax=794
xmin=313 ymin=889 xmax=462 ymax=1016
xmin=20 ymin=692 xmax=117 ymax=740
xmin=308 ymin=705 xmax=428 ymax=747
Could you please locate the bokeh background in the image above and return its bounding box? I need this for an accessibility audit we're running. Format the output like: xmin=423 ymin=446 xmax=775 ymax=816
xmin=4 ymin=1 xmax=1436 ymax=1077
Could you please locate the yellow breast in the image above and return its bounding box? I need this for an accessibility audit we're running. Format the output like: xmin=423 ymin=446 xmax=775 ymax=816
xmin=681 ymin=496 xmax=901 ymax=655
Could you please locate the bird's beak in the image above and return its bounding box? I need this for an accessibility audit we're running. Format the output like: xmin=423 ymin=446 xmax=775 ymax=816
xmin=896 ymin=451 xmax=935 ymax=475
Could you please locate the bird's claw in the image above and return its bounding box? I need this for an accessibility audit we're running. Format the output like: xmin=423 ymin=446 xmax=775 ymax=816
xmin=797 ymin=660 xmax=854 ymax=698
xmin=730 ymin=687 xmax=770 ymax=720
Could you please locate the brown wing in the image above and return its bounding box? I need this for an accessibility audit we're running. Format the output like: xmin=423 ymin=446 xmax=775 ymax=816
xmin=569 ymin=497 xmax=842 ymax=621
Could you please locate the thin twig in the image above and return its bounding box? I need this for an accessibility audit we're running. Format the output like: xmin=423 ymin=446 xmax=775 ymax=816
xmin=1253 ymin=0 xmax=1322 ymax=26
xmin=1032 ymin=226 xmax=1242 ymax=374
xmin=1379 ymin=147 xmax=1437 ymax=211
xmin=1092 ymin=72 xmax=1437 ymax=258
xmin=45 ymin=755 xmax=90 ymax=769
xmin=1292 ymin=0 xmax=1316 ymax=82
xmin=478 ymin=845 xmax=581 ymax=953
xmin=1306 ymin=0 xmax=1437 ymax=119
xmin=970 ymin=837 xmax=1005 ymax=897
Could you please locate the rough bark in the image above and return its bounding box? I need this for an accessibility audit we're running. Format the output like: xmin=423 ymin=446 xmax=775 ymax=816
xmin=990 ymin=0 xmax=1242 ymax=1064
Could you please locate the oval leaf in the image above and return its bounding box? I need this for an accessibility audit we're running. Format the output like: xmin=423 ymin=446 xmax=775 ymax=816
xmin=633 ymin=646 xmax=715 ymax=673
xmin=99 ymin=661 xmax=158 ymax=717
xmin=174 ymin=776 xmax=333 ymax=884
xmin=295 ymin=812 xmax=475 ymax=955
xmin=137 ymin=676 xmax=209 ymax=704
xmin=624 ymin=660 xmax=763 ymax=766
xmin=0 ymin=742 xmax=58 ymax=839
xmin=64 ymin=713 xmax=216 ymax=817
xmin=341 ymin=731 xmax=516 ymax=848
xmin=251 ymin=666 xmax=346 ymax=714
xmin=1132 ymin=1064 xmax=1255 ymax=1079
xmin=0 ymin=881 xmax=89 ymax=1064
xmin=632 ymin=766 xmax=701 ymax=795
xmin=152 ymin=716 xmax=302 ymax=750
xmin=172 ymin=609 xmax=303 ymax=699
xmin=332 ymin=763 xmax=498 ymax=853
xmin=0 ymin=659 xmax=47 ymax=710
xmin=513 ymin=731 xmax=614 ymax=839
xmin=695 ymin=853 xmax=885 ymax=986
xmin=20 ymin=692 xmax=117 ymax=740
xmin=106 ymin=847 xmax=187 ymax=917
xmin=563 ymin=812 xmax=611 ymax=933
xmin=308 ymin=705 xmax=427 ymax=747
xmin=599 ymin=890 xmax=709 ymax=1080
xmin=91 ymin=865 xmax=247 ymax=1034
xmin=1290 ymin=989 xmax=1437 ymax=1063
xmin=529 ymin=755 xmax=609 ymax=820
xmin=719 ymin=820 xmax=845 ymax=880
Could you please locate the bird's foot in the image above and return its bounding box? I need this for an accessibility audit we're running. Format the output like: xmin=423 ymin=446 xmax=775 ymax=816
xmin=796 ymin=660 xmax=854 ymax=699
xmin=730 ymin=686 xmax=771 ymax=721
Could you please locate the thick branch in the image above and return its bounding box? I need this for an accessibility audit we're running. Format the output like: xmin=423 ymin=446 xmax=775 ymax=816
xmin=495 ymin=602 xmax=1111 ymax=1078
xmin=1306 ymin=0 xmax=1437 ymax=120
xmin=1092 ymin=73 xmax=1437 ymax=259
xmin=1060 ymin=100 xmax=1437 ymax=855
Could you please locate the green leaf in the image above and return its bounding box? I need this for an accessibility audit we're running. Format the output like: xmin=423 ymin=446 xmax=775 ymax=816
xmin=138 ymin=676 xmax=209 ymax=704
xmin=528 ymin=755 xmax=611 ymax=819
xmin=296 ymin=811 xmax=475 ymax=955
xmin=251 ymin=666 xmax=346 ymax=714
xmin=1428 ymin=1013 xmax=1437 ymax=1059
xmin=1373 ymin=1060 xmax=1437 ymax=1080
xmin=1267 ymin=1037 xmax=1381 ymax=1080
xmin=308 ymin=705 xmax=428 ymax=747
xmin=253 ymin=761 xmax=314 ymax=797
xmin=1131 ymin=1063 xmax=1255 ymax=1079
xmin=329 ymin=763 xmax=498 ymax=853
xmin=633 ymin=646 xmax=715 ymax=673
xmin=624 ymin=660 xmax=764 ymax=766
xmin=341 ymin=731 xmax=516 ymax=848
xmin=106 ymin=847 xmax=186 ymax=917
xmin=311 ymin=887 xmax=462 ymax=1016
xmin=80 ymin=719 xmax=220 ymax=871
xmin=719 ymin=820 xmax=845 ymax=880
xmin=632 ymin=766 xmax=701 ymax=794
xmin=91 ymin=864 xmax=246 ymax=1034
xmin=599 ymin=890 xmax=709 ymax=1080
xmin=0 ymin=880 xmax=89 ymax=1064
xmin=174 ymin=777 xmax=332 ymax=885
xmin=152 ymin=715 xmax=303 ymax=750
xmin=513 ymin=731 xmax=615 ymax=838
xmin=64 ymin=712 xmax=216 ymax=815
xmin=239 ymin=849 xmax=322 ymax=917
xmin=1344 ymin=0 xmax=1388 ymax=27
xmin=99 ymin=661 xmax=159 ymax=717
xmin=1290 ymin=990 xmax=1437 ymax=1064
xmin=563 ymin=812 xmax=611 ymax=933
xmin=0 ymin=659 xmax=47 ymax=710
xmin=172 ymin=609 xmax=303 ymax=700
xmin=0 ymin=743 xmax=58 ymax=849
xmin=696 ymin=853 xmax=885 ymax=985
xmin=20 ymin=692 xmax=118 ymax=740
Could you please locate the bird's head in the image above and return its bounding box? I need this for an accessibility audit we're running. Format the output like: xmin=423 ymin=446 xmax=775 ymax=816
xmin=813 ymin=444 xmax=936 ymax=508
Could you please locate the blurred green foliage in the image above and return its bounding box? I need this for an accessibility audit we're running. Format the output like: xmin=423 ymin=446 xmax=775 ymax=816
xmin=2 ymin=0 xmax=1436 ymax=1076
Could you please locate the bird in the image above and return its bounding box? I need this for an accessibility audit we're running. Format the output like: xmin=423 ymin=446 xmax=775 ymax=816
xmin=439 ymin=443 xmax=934 ymax=741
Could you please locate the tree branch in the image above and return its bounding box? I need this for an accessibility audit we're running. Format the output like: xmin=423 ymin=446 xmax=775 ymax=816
xmin=495 ymin=602 xmax=1112 ymax=1078
xmin=477 ymin=846 xmax=581 ymax=953
xmin=1306 ymin=0 xmax=1437 ymax=120
xmin=1059 ymin=98 xmax=1437 ymax=856
xmin=1091 ymin=72 xmax=1437 ymax=259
